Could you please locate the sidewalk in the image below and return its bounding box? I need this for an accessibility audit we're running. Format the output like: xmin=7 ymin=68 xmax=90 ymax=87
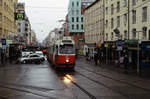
xmin=79 ymin=55 xmax=150 ymax=79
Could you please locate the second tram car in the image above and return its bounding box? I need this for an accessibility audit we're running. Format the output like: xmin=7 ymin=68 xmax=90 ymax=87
xmin=47 ymin=36 xmax=76 ymax=69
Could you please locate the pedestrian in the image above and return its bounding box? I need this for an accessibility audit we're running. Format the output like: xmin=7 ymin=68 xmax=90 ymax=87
xmin=86 ymin=48 xmax=90 ymax=61
xmin=1 ymin=51 xmax=4 ymax=64
xmin=124 ymin=55 xmax=129 ymax=72
xmin=94 ymin=51 xmax=98 ymax=65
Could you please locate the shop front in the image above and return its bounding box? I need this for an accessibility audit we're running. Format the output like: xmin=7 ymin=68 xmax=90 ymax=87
xmin=125 ymin=40 xmax=150 ymax=69
xmin=140 ymin=41 xmax=150 ymax=67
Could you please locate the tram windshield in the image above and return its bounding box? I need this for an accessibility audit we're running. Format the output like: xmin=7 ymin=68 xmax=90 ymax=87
xmin=59 ymin=44 xmax=75 ymax=54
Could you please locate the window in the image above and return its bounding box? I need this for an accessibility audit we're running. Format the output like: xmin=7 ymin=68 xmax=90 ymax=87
xmin=124 ymin=30 xmax=127 ymax=40
xmin=111 ymin=18 xmax=114 ymax=29
xmin=142 ymin=27 xmax=147 ymax=39
xmin=106 ymin=33 xmax=108 ymax=41
xmin=106 ymin=7 xmax=108 ymax=15
xmin=72 ymin=10 xmax=74 ymax=15
xmin=106 ymin=20 xmax=108 ymax=28
xmin=0 ymin=13 xmax=2 ymax=22
xmin=132 ymin=28 xmax=136 ymax=39
xmin=76 ymin=24 xmax=79 ymax=29
xmin=76 ymin=17 xmax=79 ymax=22
xmin=132 ymin=0 xmax=136 ymax=6
xmin=18 ymin=28 xmax=21 ymax=32
xmin=72 ymin=24 xmax=74 ymax=30
xmin=124 ymin=13 xmax=127 ymax=25
xmin=0 ymin=28 xmax=2 ymax=34
xmin=72 ymin=17 xmax=74 ymax=22
xmin=77 ymin=1 xmax=79 ymax=7
xmin=0 ymin=0 xmax=2 ymax=6
xmin=25 ymin=23 xmax=28 ymax=26
xmin=81 ymin=17 xmax=83 ymax=22
xmin=72 ymin=2 xmax=74 ymax=7
xmin=25 ymin=28 xmax=28 ymax=32
xmin=18 ymin=23 xmax=21 ymax=26
xmin=142 ymin=7 xmax=147 ymax=22
xmin=132 ymin=10 xmax=136 ymax=24
xmin=111 ymin=4 xmax=114 ymax=15
xmin=117 ymin=2 xmax=120 ymax=12
xmin=81 ymin=24 xmax=83 ymax=30
xmin=117 ymin=16 xmax=120 ymax=27
xmin=123 ymin=0 xmax=127 ymax=7
xmin=111 ymin=32 xmax=114 ymax=40
xmin=76 ymin=10 xmax=79 ymax=15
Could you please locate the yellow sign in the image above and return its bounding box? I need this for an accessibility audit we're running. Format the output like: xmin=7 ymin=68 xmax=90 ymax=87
xmin=15 ymin=12 xmax=25 ymax=20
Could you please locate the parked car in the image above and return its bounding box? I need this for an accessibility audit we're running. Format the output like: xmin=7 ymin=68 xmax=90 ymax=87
xmin=19 ymin=54 xmax=43 ymax=64
xmin=21 ymin=51 xmax=34 ymax=57
xmin=35 ymin=51 xmax=45 ymax=61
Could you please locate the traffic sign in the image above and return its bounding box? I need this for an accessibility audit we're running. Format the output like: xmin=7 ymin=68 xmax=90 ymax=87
xmin=1 ymin=37 xmax=6 ymax=45
xmin=116 ymin=40 xmax=122 ymax=46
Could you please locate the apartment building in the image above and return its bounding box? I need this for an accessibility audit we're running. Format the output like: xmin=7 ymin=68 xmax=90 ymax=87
xmin=0 ymin=0 xmax=18 ymax=44
xmin=0 ymin=0 xmax=18 ymax=42
xmin=105 ymin=0 xmax=150 ymax=41
xmin=68 ymin=0 xmax=94 ymax=48
xmin=84 ymin=0 xmax=104 ymax=47
xmin=104 ymin=0 xmax=150 ymax=66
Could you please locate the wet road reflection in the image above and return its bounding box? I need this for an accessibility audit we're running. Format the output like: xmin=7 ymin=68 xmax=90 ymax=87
xmin=1 ymin=58 xmax=150 ymax=99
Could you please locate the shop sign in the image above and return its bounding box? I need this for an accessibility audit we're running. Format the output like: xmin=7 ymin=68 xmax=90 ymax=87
xmin=141 ymin=44 xmax=150 ymax=51
xmin=79 ymin=39 xmax=85 ymax=42
xmin=1 ymin=37 xmax=6 ymax=45
xmin=125 ymin=40 xmax=138 ymax=44
xmin=15 ymin=11 xmax=25 ymax=20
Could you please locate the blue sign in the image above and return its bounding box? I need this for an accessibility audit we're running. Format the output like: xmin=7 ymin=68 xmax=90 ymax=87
xmin=1 ymin=37 xmax=6 ymax=45
xmin=116 ymin=40 xmax=122 ymax=46
xmin=141 ymin=44 xmax=150 ymax=51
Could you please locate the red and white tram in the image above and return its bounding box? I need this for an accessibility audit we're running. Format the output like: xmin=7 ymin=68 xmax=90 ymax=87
xmin=46 ymin=36 xmax=76 ymax=69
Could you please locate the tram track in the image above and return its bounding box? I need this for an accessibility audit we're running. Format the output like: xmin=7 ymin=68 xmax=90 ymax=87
xmin=75 ymin=66 xmax=150 ymax=99
xmin=64 ymin=74 xmax=97 ymax=99
xmin=0 ymin=83 xmax=57 ymax=99
xmin=77 ymin=66 xmax=150 ymax=91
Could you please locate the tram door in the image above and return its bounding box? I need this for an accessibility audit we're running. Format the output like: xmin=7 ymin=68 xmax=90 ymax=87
xmin=53 ymin=45 xmax=58 ymax=64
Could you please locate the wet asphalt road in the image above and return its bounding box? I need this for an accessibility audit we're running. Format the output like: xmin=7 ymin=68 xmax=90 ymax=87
xmin=0 ymin=57 xmax=150 ymax=99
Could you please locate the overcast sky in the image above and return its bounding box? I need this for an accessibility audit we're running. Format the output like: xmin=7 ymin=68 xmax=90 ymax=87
xmin=18 ymin=0 xmax=69 ymax=42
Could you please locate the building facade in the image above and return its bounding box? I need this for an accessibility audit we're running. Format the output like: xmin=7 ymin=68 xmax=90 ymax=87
xmin=16 ymin=3 xmax=32 ymax=45
xmin=84 ymin=0 xmax=150 ymax=66
xmin=84 ymin=0 xmax=104 ymax=47
xmin=105 ymin=0 xmax=150 ymax=41
xmin=68 ymin=0 xmax=94 ymax=48
xmin=17 ymin=15 xmax=31 ymax=45
xmin=0 ymin=0 xmax=18 ymax=44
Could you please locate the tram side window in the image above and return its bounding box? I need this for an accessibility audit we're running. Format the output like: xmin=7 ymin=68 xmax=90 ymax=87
xmin=56 ymin=46 xmax=58 ymax=55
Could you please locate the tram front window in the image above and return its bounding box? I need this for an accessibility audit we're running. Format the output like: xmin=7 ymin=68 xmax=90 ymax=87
xmin=60 ymin=44 xmax=75 ymax=54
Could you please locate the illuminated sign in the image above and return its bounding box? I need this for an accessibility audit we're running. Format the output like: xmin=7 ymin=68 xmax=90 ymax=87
xmin=15 ymin=11 xmax=25 ymax=20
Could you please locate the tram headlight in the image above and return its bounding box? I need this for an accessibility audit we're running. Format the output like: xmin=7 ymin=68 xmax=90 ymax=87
xmin=66 ymin=59 xmax=69 ymax=63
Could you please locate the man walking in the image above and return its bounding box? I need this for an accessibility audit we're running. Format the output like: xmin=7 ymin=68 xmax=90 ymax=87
xmin=124 ymin=55 xmax=129 ymax=72
xmin=94 ymin=51 xmax=98 ymax=65
xmin=1 ymin=51 xmax=4 ymax=64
